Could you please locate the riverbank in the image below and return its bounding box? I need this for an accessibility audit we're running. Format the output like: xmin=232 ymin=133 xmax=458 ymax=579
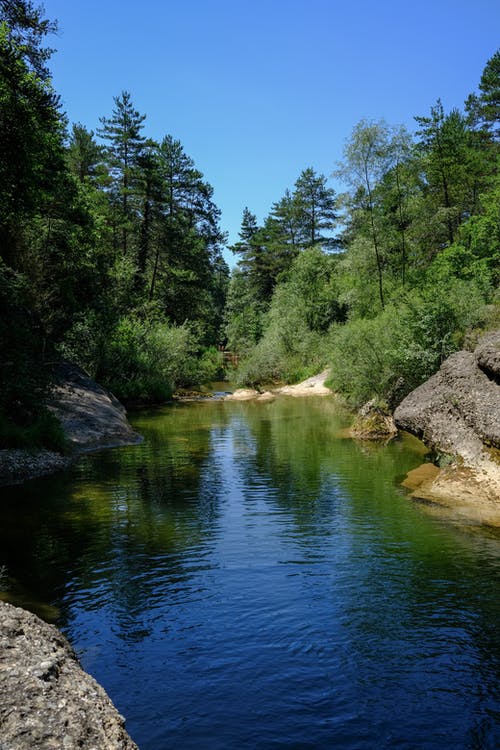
xmin=0 ymin=362 xmax=142 ymax=487
xmin=0 ymin=364 xmax=143 ymax=749
xmin=395 ymin=330 xmax=500 ymax=525
xmin=0 ymin=601 xmax=138 ymax=749
xmin=223 ymin=370 xmax=333 ymax=401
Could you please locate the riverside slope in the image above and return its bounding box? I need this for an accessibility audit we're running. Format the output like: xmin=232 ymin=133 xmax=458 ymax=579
xmin=0 ymin=362 xmax=142 ymax=486
xmin=394 ymin=330 xmax=500 ymax=524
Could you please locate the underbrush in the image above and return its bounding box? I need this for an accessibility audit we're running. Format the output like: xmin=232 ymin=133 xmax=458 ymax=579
xmin=0 ymin=408 xmax=67 ymax=453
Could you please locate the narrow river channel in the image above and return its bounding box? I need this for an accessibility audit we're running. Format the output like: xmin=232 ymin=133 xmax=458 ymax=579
xmin=2 ymin=396 xmax=500 ymax=749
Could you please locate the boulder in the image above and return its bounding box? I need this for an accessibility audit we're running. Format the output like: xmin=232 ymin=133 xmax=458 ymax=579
xmin=48 ymin=362 xmax=142 ymax=452
xmin=475 ymin=329 xmax=500 ymax=379
xmin=0 ymin=363 xmax=142 ymax=487
xmin=0 ymin=601 xmax=138 ymax=749
xmin=223 ymin=388 xmax=261 ymax=401
xmin=350 ymin=399 xmax=398 ymax=441
xmin=394 ymin=330 xmax=500 ymax=514
xmin=394 ymin=349 xmax=500 ymax=463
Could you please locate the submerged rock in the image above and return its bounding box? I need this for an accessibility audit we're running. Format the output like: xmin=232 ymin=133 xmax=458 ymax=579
xmin=0 ymin=601 xmax=138 ymax=749
xmin=349 ymin=399 xmax=398 ymax=441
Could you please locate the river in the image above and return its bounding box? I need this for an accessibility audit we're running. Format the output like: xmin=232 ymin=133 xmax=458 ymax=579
xmin=1 ymin=396 xmax=500 ymax=749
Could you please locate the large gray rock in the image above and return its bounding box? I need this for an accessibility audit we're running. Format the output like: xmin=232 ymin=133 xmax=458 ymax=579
xmin=394 ymin=349 xmax=500 ymax=463
xmin=48 ymin=362 xmax=142 ymax=452
xmin=0 ymin=364 xmax=142 ymax=487
xmin=0 ymin=601 xmax=138 ymax=749
xmin=475 ymin=330 xmax=500 ymax=379
xmin=394 ymin=331 xmax=500 ymax=510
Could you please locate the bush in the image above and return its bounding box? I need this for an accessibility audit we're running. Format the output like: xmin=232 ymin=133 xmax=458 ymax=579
xmin=97 ymin=315 xmax=224 ymax=402
xmin=233 ymin=250 xmax=340 ymax=386
xmin=327 ymin=277 xmax=490 ymax=408
xmin=0 ymin=262 xmax=68 ymax=449
xmin=0 ymin=408 xmax=67 ymax=452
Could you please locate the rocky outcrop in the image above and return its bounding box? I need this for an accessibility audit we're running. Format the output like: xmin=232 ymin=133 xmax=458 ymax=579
xmin=0 ymin=601 xmax=138 ymax=749
xmin=48 ymin=362 xmax=141 ymax=452
xmin=475 ymin=329 xmax=500 ymax=380
xmin=0 ymin=363 xmax=142 ymax=487
xmin=394 ymin=331 xmax=500 ymax=519
xmin=349 ymin=399 xmax=398 ymax=441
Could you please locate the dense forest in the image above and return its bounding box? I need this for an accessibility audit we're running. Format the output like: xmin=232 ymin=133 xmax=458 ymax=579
xmin=0 ymin=0 xmax=499 ymax=449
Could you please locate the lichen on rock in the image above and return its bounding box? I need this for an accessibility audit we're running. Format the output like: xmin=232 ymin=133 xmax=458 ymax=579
xmin=0 ymin=601 xmax=138 ymax=750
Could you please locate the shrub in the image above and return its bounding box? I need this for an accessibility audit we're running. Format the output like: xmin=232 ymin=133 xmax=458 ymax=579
xmin=97 ymin=315 xmax=224 ymax=402
xmin=327 ymin=277 xmax=490 ymax=408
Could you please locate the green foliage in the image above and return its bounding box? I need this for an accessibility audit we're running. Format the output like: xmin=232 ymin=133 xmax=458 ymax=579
xmin=0 ymin=262 xmax=48 ymax=418
xmin=0 ymin=407 xmax=66 ymax=451
xmin=224 ymin=269 xmax=266 ymax=356
xmin=97 ymin=315 xmax=221 ymax=403
xmin=235 ymin=248 xmax=343 ymax=385
xmin=327 ymin=277 xmax=490 ymax=408
xmin=0 ymin=18 xmax=66 ymax=268
xmin=0 ymin=261 xmax=66 ymax=450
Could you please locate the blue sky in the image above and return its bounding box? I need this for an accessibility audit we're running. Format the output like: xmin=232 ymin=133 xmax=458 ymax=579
xmin=41 ymin=0 xmax=500 ymax=260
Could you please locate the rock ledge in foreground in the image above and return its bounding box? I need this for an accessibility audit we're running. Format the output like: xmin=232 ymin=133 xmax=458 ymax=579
xmin=0 ymin=601 xmax=138 ymax=750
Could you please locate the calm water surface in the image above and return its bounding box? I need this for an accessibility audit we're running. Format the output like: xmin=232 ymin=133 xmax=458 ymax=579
xmin=1 ymin=397 xmax=500 ymax=749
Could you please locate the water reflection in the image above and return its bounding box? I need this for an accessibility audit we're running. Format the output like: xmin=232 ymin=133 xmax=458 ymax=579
xmin=1 ymin=397 xmax=500 ymax=749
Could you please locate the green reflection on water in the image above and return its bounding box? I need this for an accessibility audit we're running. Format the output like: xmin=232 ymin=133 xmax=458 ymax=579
xmin=0 ymin=396 xmax=496 ymax=626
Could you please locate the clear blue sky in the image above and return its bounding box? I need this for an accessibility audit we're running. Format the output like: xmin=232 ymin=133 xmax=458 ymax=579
xmin=41 ymin=0 xmax=499 ymax=260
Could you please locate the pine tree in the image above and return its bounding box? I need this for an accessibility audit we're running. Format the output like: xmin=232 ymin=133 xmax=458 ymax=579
xmin=292 ymin=167 xmax=337 ymax=249
xmin=67 ymin=124 xmax=104 ymax=183
xmin=98 ymin=91 xmax=146 ymax=255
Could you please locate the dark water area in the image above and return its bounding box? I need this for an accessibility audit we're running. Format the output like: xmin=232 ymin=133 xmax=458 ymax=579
xmin=1 ymin=397 xmax=500 ymax=749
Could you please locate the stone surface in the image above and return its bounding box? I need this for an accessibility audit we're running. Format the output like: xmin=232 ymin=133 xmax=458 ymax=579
xmin=394 ymin=331 xmax=500 ymax=516
xmin=48 ymin=362 xmax=142 ymax=451
xmin=274 ymin=370 xmax=332 ymax=397
xmin=0 ymin=363 xmax=142 ymax=487
xmin=0 ymin=450 xmax=71 ymax=486
xmin=475 ymin=329 xmax=500 ymax=379
xmin=223 ymin=388 xmax=261 ymax=401
xmin=349 ymin=399 xmax=398 ymax=441
xmin=394 ymin=349 xmax=500 ymax=462
xmin=0 ymin=601 xmax=138 ymax=750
